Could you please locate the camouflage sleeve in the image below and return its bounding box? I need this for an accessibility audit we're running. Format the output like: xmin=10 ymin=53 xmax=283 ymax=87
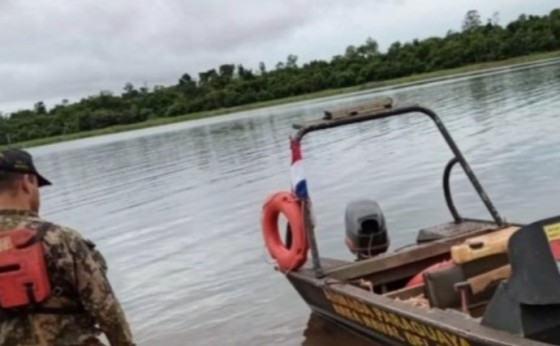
xmin=68 ymin=232 xmax=135 ymax=346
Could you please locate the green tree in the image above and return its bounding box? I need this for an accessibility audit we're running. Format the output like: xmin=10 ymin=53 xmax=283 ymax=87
xmin=34 ymin=102 xmax=47 ymax=115
xmin=463 ymin=10 xmax=482 ymax=31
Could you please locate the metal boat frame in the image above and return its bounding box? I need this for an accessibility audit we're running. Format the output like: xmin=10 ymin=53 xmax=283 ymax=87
xmin=291 ymin=99 xmax=506 ymax=278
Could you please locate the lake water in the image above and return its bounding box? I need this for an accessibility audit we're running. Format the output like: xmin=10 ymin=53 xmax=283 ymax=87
xmin=28 ymin=60 xmax=560 ymax=345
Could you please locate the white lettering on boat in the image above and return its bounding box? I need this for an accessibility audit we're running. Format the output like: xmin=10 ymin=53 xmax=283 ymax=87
xmin=323 ymin=289 xmax=473 ymax=346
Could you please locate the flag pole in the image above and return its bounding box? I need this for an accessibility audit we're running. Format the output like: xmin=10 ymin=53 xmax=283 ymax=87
xmin=290 ymin=137 xmax=324 ymax=278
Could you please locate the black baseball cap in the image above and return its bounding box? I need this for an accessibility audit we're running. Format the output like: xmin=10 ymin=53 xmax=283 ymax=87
xmin=0 ymin=148 xmax=51 ymax=187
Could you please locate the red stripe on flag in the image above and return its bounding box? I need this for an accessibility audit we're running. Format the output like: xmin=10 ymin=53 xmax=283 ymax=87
xmin=291 ymin=138 xmax=302 ymax=163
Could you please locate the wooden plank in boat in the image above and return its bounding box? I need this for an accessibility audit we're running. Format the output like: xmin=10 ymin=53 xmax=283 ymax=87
xmin=467 ymin=264 xmax=512 ymax=295
xmin=451 ymin=226 xmax=519 ymax=264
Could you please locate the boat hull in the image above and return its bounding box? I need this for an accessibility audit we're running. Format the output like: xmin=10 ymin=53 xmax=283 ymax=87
xmin=286 ymin=263 xmax=548 ymax=346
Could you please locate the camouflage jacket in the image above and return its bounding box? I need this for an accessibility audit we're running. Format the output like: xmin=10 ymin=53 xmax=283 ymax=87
xmin=0 ymin=210 xmax=135 ymax=346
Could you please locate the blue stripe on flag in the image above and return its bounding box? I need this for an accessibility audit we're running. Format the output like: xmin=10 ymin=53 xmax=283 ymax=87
xmin=294 ymin=180 xmax=309 ymax=199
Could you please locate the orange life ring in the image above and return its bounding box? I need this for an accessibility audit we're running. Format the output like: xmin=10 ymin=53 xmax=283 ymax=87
xmin=262 ymin=191 xmax=309 ymax=272
xmin=405 ymin=260 xmax=454 ymax=288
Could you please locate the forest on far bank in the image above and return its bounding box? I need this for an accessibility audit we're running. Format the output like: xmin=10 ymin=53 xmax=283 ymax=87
xmin=2 ymin=8 xmax=560 ymax=145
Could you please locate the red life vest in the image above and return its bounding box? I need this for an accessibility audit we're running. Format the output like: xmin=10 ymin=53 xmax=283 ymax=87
xmin=0 ymin=227 xmax=51 ymax=309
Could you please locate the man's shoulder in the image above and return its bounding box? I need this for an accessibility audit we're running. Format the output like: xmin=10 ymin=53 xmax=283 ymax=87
xmin=28 ymin=218 xmax=108 ymax=271
xmin=25 ymin=217 xmax=89 ymax=247
xmin=0 ymin=214 xmax=81 ymax=239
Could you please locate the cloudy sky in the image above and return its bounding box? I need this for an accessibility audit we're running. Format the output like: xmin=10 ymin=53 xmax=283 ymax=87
xmin=0 ymin=0 xmax=556 ymax=113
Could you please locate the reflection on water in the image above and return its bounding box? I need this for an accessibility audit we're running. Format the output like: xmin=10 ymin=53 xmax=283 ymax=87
xmin=27 ymin=61 xmax=560 ymax=345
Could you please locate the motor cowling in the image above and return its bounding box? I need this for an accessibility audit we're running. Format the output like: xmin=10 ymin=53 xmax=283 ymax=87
xmin=345 ymin=199 xmax=389 ymax=260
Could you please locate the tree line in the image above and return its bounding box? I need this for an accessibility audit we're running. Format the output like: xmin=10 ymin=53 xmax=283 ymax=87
xmin=2 ymin=8 xmax=560 ymax=144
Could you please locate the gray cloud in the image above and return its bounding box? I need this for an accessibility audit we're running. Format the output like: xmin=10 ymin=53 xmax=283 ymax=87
xmin=0 ymin=0 xmax=556 ymax=113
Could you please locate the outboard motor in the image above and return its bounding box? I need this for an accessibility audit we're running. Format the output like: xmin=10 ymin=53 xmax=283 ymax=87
xmin=345 ymin=199 xmax=389 ymax=260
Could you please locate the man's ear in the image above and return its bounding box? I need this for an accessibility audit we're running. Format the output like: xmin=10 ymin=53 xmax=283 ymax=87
xmin=21 ymin=174 xmax=36 ymax=194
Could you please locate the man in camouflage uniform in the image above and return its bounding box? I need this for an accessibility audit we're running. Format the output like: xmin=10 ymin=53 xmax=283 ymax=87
xmin=0 ymin=148 xmax=135 ymax=346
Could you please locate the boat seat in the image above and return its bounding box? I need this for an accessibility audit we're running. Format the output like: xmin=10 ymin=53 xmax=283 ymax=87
xmin=423 ymin=254 xmax=509 ymax=311
xmin=423 ymin=265 xmax=465 ymax=309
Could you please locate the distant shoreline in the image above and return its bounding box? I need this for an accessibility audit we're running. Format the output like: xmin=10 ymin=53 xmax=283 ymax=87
xmin=11 ymin=50 xmax=560 ymax=150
